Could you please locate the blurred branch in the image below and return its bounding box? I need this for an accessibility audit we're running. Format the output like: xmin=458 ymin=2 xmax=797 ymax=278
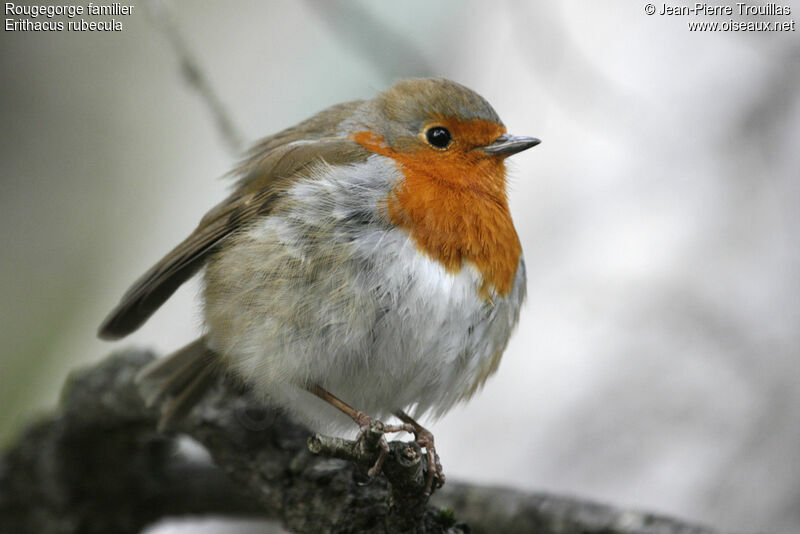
xmin=508 ymin=1 xmax=644 ymax=130
xmin=302 ymin=0 xmax=436 ymax=80
xmin=144 ymin=0 xmax=246 ymax=154
xmin=0 ymin=350 xmax=726 ymax=534
xmin=736 ymin=42 xmax=800 ymax=162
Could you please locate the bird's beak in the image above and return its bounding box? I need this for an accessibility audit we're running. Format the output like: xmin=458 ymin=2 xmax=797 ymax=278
xmin=481 ymin=134 xmax=541 ymax=156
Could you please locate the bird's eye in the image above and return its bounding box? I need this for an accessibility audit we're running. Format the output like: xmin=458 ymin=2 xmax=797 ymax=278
xmin=425 ymin=126 xmax=452 ymax=149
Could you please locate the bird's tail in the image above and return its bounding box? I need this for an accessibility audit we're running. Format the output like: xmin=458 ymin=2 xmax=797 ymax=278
xmin=136 ymin=336 xmax=220 ymax=432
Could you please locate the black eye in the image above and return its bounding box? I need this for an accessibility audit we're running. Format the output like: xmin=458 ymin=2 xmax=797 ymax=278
xmin=425 ymin=126 xmax=452 ymax=149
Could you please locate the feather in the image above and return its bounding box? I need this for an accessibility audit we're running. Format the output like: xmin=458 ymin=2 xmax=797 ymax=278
xmin=97 ymin=136 xmax=369 ymax=340
xmin=135 ymin=336 xmax=219 ymax=431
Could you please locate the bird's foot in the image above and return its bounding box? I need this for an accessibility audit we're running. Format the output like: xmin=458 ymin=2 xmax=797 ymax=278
xmin=394 ymin=411 xmax=444 ymax=495
xmin=413 ymin=426 xmax=444 ymax=495
xmin=353 ymin=411 xmax=415 ymax=477
xmin=306 ymin=385 xmax=442 ymax=494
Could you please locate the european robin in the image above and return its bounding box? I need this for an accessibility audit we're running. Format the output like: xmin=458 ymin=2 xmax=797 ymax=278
xmin=99 ymin=78 xmax=540 ymax=494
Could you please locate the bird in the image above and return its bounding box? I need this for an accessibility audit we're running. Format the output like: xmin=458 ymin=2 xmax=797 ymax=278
xmin=98 ymin=78 xmax=540 ymax=494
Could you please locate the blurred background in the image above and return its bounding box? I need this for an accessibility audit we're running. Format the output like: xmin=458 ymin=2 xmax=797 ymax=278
xmin=2 ymin=1 xmax=798 ymax=533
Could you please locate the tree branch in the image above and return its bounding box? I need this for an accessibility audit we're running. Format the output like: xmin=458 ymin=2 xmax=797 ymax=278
xmin=0 ymin=350 xmax=724 ymax=534
xmin=143 ymin=0 xmax=246 ymax=155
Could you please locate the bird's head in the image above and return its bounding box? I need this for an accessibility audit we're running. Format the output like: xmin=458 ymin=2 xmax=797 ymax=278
xmin=352 ymin=78 xmax=539 ymax=199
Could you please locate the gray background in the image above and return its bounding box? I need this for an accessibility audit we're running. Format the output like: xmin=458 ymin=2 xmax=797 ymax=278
xmin=1 ymin=1 xmax=798 ymax=533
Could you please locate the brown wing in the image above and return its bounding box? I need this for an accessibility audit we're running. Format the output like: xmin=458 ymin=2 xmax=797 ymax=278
xmin=233 ymin=100 xmax=363 ymax=186
xmin=98 ymin=137 xmax=369 ymax=340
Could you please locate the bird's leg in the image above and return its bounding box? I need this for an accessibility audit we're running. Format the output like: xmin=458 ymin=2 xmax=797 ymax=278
xmin=307 ymin=384 xmax=414 ymax=477
xmin=394 ymin=410 xmax=444 ymax=495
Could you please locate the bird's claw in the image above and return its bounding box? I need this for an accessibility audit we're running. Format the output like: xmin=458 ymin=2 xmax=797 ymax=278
xmin=413 ymin=427 xmax=444 ymax=495
xmin=353 ymin=412 xmax=443 ymax=495
xmin=354 ymin=414 xmax=416 ymax=479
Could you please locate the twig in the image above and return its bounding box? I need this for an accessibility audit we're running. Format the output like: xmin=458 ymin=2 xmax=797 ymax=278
xmin=143 ymin=0 xmax=246 ymax=154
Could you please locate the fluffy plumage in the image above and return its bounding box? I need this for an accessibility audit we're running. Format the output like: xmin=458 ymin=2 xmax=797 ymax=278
xmin=100 ymin=78 xmax=530 ymax=434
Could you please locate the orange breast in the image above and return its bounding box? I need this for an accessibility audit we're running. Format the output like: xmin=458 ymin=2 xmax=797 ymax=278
xmin=353 ymin=122 xmax=521 ymax=299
